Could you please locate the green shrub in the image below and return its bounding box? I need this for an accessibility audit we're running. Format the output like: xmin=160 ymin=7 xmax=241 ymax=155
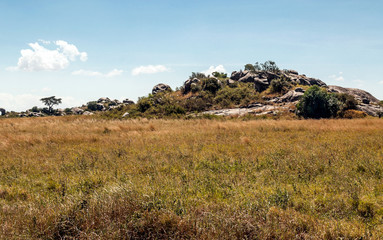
xmin=202 ymin=78 xmax=222 ymax=95
xmin=296 ymin=85 xmax=339 ymax=119
xmin=87 ymin=101 xmax=98 ymax=111
xmin=214 ymin=83 xmax=257 ymax=108
xmin=181 ymin=91 xmax=214 ymax=112
xmin=137 ymin=96 xmax=153 ymax=113
xmin=269 ymin=76 xmax=292 ymax=94
xmin=31 ymin=106 xmax=40 ymax=112
xmin=335 ymin=93 xmax=358 ymax=116
xmin=212 ymin=72 xmax=227 ymax=78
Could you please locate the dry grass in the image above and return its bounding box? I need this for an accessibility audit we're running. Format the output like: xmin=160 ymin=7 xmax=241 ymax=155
xmin=0 ymin=116 xmax=383 ymax=239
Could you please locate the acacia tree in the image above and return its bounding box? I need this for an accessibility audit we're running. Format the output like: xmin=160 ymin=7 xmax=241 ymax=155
xmin=40 ymin=96 xmax=62 ymax=114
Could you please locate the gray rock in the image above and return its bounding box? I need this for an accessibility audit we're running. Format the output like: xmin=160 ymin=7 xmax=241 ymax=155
xmin=278 ymin=89 xmax=304 ymax=103
xmin=286 ymin=69 xmax=299 ymax=75
xmin=237 ymin=72 xmax=270 ymax=92
xmin=72 ymin=107 xmax=84 ymax=115
xmin=0 ymin=108 xmax=5 ymax=116
xmin=123 ymin=99 xmax=135 ymax=105
xmin=83 ymin=111 xmax=94 ymax=116
xmin=230 ymin=71 xmax=248 ymax=81
xmin=96 ymin=103 xmax=105 ymax=111
xmin=152 ymin=83 xmax=172 ymax=95
xmin=357 ymin=104 xmax=383 ymax=117
xmin=97 ymin=97 xmax=110 ymax=103
xmin=328 ymin=85 xmax=379 ymax=104
xmin=183 ymin=78 xmax=201 ymax=94
xmin=294 ymin=87 xmax=304 ymax=93
xmin=122 ymin=112 xmax=129 ymax=118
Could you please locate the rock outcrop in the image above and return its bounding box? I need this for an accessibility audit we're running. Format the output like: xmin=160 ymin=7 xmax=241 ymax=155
xmin=229 ymin=70 xmax=327 ymax=92
xmin=277 ymin=88 xmax=305 ymax=103
xmin=328 ymin=85 xmax=379 ymax=104
xmin=183 ymin=78 xmax=201 ymax=94
xmin=152 ymin=83 xmax=171 ymax=95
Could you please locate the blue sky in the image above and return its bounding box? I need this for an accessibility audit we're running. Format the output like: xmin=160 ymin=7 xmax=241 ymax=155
xmin=1 ymin=0 xmax=382 ymax=111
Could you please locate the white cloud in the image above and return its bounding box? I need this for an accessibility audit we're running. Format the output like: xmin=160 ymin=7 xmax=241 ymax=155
xmin=8 ymin=40 xmax=87 ymax=71
xmin=379 ymin=81 xmax=383 ymax=85
xmin=105 ymin=69 xmax=123 ymax=77
xmin=72 ymin=69 xmax=123 ymax=78
xmin=0 ymin=92 xmax=82 ymax=112
xmin=329 ymin=72 xmax=344 ymax=82
xmin=132 ymin=65 xmax=170 ymax=76
xmin=202 ymin=65 xmax=226 ymax=76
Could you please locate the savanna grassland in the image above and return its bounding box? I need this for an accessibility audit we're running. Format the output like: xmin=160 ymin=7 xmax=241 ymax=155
xmin=0 ymin=117 xmax=383 ymax=239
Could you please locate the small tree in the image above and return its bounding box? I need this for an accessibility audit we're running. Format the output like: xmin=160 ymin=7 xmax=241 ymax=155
xmin=40 ymin=96 xmax=62 ymax=114
xmin=296 ymin=86 xmax=339 ymax=119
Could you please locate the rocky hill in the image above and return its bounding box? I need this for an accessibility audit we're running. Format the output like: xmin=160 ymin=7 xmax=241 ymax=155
xmin=1 ymin=64 xmax=382 ymax=119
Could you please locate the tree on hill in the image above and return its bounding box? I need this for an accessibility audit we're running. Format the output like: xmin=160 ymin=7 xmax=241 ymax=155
xmin=40 ymin=96 xmax=62 ymax=114
xmin=296 ymin=86 xmax=339 ymax=119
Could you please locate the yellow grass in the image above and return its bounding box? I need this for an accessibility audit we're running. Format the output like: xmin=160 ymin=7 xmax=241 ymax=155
xmin=0 ymin=116 xmax=382 ymax=239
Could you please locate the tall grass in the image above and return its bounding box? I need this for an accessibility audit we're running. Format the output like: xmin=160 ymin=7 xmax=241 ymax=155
xmin=0 ymin=116 xmax=382 ymax=239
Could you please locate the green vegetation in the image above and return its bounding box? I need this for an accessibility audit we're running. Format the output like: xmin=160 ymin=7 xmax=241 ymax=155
xmin=296 ymin=85 xmax=339 ymax=119
xmin=0 ymin=117 xmax=383 ymax=239
xmin=269 ymin=76 xmax=292 ymax=94
xmin=244 ymin=60 xmax=280 ymax=73
xmin=214 ymin=83 xmax=258 ymax=108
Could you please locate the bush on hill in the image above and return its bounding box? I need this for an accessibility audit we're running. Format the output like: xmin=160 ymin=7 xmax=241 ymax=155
xmin=269 ymin=76 xmax=292 ymax=94
xmin=296 ymin=85 xmax=339 ymax=119
xmin=214 ymin=83 xmax=258 ymax=108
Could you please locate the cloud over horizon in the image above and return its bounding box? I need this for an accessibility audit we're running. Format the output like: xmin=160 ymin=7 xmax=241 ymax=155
xmin=72 ymin=69 xmax=123 ymax=78
xmin=7 ymin=40 xmax=87 ymax=71
xmin=132 ymin=65 xmax=170 ymax=76
xmin=201 ymin=65 xmax=226 ymax=76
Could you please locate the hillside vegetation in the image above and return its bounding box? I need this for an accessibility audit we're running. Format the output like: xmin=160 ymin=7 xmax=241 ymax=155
xmin=0 ymin=117 xmax=383 ymax=239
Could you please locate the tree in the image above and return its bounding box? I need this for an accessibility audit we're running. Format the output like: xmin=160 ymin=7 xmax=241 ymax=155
xmin=296 ymin=86 xmax=339 ymax=119
xmin=40 ymin=96 xmax=62 ymax=114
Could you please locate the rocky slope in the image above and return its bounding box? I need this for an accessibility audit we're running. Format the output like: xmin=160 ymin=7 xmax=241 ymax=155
xmin=1 ymin=68 xmax=382 ymax=118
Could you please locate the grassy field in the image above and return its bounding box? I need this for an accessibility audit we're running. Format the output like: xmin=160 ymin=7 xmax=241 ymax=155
xmin=0 ymin=117 xmax=382 ymax=239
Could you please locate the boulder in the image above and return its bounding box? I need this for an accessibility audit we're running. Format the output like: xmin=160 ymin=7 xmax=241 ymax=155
xmin=96 ymin=103 xmax=105 ymax=111
xmin=122 ymin=112 xmax=129 ymax=118
xmin=83 ymin=111 xmax=94 ymax=116
xmin=0 ymin=108 xmax=5 ymax=116
xmin=123 ymin=99 xmax=135 ymax=105
xmin=183 ymin=78 xmax=201 ymax=94
xmin=357 ymin=104 xmax=383 ymax=117
xmin=237 ymin=72 xmax=270 ymax=92
xmin=152 ymin=83 xmax=172 ymax=95
xmin=71 ymin=107 xmax=84 ymax=115
xmin=328 ymin=85 xmax=380 ymax=104
xmin=286 ymin=69 xmax=299 ymax=75
xmin=230 ymin=71 xmax=247 ymax=81
xmin=97 ymin=97 xmax=110 ymax=103
xmin=278 ymin=89 xmax=304 ymax=103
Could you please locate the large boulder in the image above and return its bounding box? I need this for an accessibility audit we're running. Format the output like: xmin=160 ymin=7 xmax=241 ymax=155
xmin=123 ymin=99 xmax=135 ymax=105
xmin=277 ymin=88 xmax=305 ymax=103
xmin=152 ymin=83 xmax=172 ymax=95
xmin=71 ymin=107 xmax=84 ymax=115
xmin=183 ymin=78 xmax=201 ymax=94
xmin=0 ymin=108 xmax=5 ymax=116
xmin=230 ymin=71 xmax=247 ymax=81
xmin=238 ymin=72 xmax=270 ymax=92
xmin=328 ymin=85 xmax=380 ymax=104
xmin=97 ymin=97 xmax=111 ymax=103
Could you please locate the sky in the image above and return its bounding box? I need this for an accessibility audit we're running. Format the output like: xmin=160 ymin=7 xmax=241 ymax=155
xmin=0 ymin=0 xmax=382 ymax=111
